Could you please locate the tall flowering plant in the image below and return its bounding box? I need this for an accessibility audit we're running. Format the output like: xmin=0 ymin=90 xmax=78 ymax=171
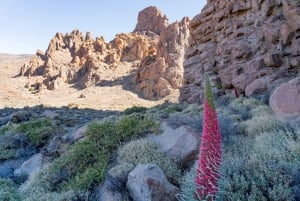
xmin=195 ymin=73 xmax=221 ymax=201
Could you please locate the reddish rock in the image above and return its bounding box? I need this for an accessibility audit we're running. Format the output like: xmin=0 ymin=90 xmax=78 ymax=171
xmin=20 ymin=6 xmax=186 ymax=99
xmin=133 ymin=17 xmax=190 ymax=100
xmin=180 ymin=0 xmax=300 ymax=103
xmin=245 ymin=78 xmax=268 ymax=97
xmin=134 ymin=6 xmax=168 ymax=34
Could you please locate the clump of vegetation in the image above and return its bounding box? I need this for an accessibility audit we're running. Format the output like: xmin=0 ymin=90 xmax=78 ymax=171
xmin=179 ymin=94 xmax=300 ymax=201
xmin=15 ymin=118 xmax=57 ymax=147
xmin=28 ymin=115 xmax=160 ymax=193
xmin=123 ymin=106 xmax=148 ymax=115
xmin=116 ymin=138 xmax=181 ymax=184
xmin=0 ymin=179 xmax=21 ymax=201
xmin=20 ymin=166 xmax=86 ymax=201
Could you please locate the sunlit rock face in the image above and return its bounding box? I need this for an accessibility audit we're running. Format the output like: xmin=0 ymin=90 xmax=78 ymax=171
xmin=180 ymin=0 xmax=300 ymax=103
xmin=20 ymin=6 xmax=190 ymax=100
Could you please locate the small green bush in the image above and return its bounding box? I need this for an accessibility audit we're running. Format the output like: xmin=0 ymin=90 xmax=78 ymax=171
xmin=117 ymin=139 xmax=181 ymax=183
xmin=0 ymin=134 xmax=28 ymax=161
xmin=241 ymin=115 xmax=284 ymax=137
xmin=0 ymin=124 xmax=14 ymax=135
xmin=177 ymin=164 xmax=197 ymax=201
xmin=164 ymin=104 xmax=184 ymax=114
xmin=108 ymin=163 xmax=135 ymax=182
xmin=219 ymin=159 xmax=294 ymax=201
xmin=20 ymin=165 xmax=87 ymax=201
xmin=15 ymin=118 xmax=57 ymax=147
xmin=0 ymin=149 xmax=16 ymax=161
xmin=38 ymin=115 xmax=159 ymax=192
xmin=0 ymin=179 xmax=20 ymax=201
xmin=123 ymin=106 xmax=147 ymax=115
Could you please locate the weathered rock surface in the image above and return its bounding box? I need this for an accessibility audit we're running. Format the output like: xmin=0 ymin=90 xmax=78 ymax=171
xmin=127 ymin=164 xmax=179 ymax=201
xmin=134 ymin=6 xmax=168 ymax=34
xmin=180 ymin=0 xmax=300 ymax=103
xmin=133 ymin=17 xmax=190 ymax=99
xmin=20 ymin=6 xmax=190 ymax=100
xmin=148 ymin=122 xmax=200 ymax=164
xmin=270 ymin=77 xmax=300 ymax=123
xmin=20 ymin=30 xmax=157 ymax=90
xmin=14 ymin=153 xmax=42 ymax=177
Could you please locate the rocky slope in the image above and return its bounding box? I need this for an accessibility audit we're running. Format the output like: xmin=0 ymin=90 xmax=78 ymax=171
xmin=180 ymin=0 xmax=300 ymax=103
xmin=20 ymin=6 xmax=190 ymax=100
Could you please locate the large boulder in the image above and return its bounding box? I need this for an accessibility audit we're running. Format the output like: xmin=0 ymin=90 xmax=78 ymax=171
xmin=14 ymin=153 xmax=42 ymax=178
xmin=269 ymin=77 xmax=300 ymax=123
xmin=127 ymin=164 xmax=179 ymax=201
xmin=148 ymin=122 xmax=200 ymax=164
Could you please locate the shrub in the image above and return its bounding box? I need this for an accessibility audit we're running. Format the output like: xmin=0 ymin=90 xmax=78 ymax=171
xmin=0 ymin=179 xmax=20 ymax=201
xmin=37 ymin=115 xmax=159 ymax=192
xmin=164 ymin=103 xmax=184 ymax=114
xmin=0 ymin=134 xmax=30 ymax=161
xmin=123 ymin=106 xmax=147 ymax=115
xmin=15 ymin=118 xmax=57 ymax=147
xmin=217 ymin=109 xmax=300 ymax=200
xmin=108 ymin=163 xmax=135 ymax=182
xmin=241 ymin=115 xmax=285 ymax=137
xmin=253 ymin=131 xmax=300 ymax=161
xmin=117 ymin=138 xmax=181 ymax=183
xmin=20 ymin=164 xmax=88 ymax=201
xmin=177 ymin=164 xmax=197 ymax=201
xmin=219 ymin=159 xmax=294 ymax=201
xmin=0 ymin=149 xmax=16 ymax=161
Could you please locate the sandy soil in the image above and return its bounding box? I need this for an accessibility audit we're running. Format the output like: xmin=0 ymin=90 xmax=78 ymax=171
xmin=0 ymin=53 xmax=179 ymax=110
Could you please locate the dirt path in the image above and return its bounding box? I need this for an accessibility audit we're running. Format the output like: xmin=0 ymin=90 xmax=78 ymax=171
xmin=0 ymin=54 xmax=179 ymax=110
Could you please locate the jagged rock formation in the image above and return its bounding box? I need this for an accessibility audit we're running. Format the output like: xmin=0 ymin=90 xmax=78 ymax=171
xmin=133 ymin=8 xmax=190 ymax=99
xmin=20 ymin=6 xmax=190 ymax=100
xmin=20 ymin=30 xmax=158 ymax=90
xmin=134 ymin=6 xmax=168 ymax=34
xmin=180 ymin=0 xmax=300 ymax=103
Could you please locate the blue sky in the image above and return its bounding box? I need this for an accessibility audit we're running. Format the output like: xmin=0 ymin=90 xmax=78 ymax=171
xmin=0 ymin=0 xmax=206 ymax=54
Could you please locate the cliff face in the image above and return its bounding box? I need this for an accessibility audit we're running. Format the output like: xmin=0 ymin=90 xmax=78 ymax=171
xmin=180 ymin=0 xmax=300 ymax=103
xmin=133 ymin=17 xmax=190 ymax=99
xmin=20 ymin=6 xmax=190 ymax=100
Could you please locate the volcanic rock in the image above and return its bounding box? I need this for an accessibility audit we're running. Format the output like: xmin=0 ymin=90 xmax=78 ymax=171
xmin=180 ymin=0 xmax=300 ymax=103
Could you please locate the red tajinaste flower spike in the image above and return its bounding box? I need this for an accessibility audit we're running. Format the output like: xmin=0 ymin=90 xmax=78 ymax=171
xmin=195 ymin=73 xmax=221 ymax=201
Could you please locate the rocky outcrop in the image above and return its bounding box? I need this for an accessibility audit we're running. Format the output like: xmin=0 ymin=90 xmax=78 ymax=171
xmin=133 ymin=17 xmax=190 ymax=99
xmin=180 ymin=0 xmax=300 ymax=103
xmin=20 ymin=6 xmax=190 ymax=100
xmin=270 ymin=77 xmax=300 ymax=123
xmin=134 ymin=6 xmax=168 ymax=34
xmin=20 ymin=30 xmax=158 ymax=90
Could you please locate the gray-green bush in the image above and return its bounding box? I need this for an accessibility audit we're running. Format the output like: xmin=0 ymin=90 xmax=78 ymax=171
xmin=0 ymin=179 xmax=20 ymax=201
xmin=117 ymin=138 xmax=181 ymax=183
xmin=178 ymin=97 xmax=300 ymax=201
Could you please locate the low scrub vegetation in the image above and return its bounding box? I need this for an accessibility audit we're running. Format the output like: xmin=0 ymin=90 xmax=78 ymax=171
xmin=0 ymin=96 xmax=299 ymax=201
xmin=179 ymin=96 xmax=300 ymax=201
xmin=20 ymin=115 xmax=160 ymax=199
